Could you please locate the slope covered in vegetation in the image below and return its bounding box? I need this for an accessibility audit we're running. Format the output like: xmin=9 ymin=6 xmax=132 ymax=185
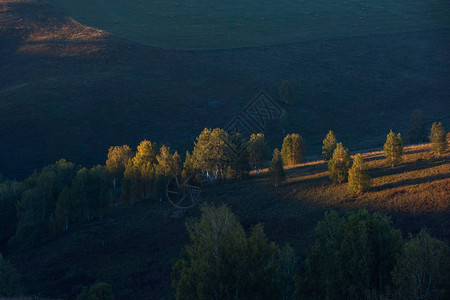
xmin=8 ymin=143 xmax=449 ymax=299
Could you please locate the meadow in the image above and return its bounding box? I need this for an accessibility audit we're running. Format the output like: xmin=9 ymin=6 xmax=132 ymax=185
xmin=51 ymin=0 xmax=450 ymax=49
xmin=11 ymin=143 xmax=449 ymax=299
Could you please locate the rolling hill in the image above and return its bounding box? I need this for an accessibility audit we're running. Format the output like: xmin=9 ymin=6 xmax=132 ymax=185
xmin=0 ymin=0 xmax=449 ymax=175
xmin=50 ymin=0 xmax=450 ymax=50
xmin=9 ymin=143 xmax=450 ymax=299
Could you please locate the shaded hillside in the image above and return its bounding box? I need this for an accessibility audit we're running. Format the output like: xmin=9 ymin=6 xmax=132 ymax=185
xmin=49 ymin=0 xmax=450 ymax=49
xmin=10 ymin=143 xmax=449 ymax=299
xmin=1 ymin=0 xmax=449 ymax=179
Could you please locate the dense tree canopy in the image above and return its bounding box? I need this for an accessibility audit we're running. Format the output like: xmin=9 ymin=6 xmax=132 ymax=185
xmin=105 ymin=145 xmax=132 ymax=196
xmin=392 ymin=230 xmax=450 ymax=300
xmin=123 ymin=140 xmax=158 ymax=201
xmin=0 ymin=181 xmax=19 ymax=244
xmin=191 ymin=128 xmax=231 ymax=179
xmin=156 ymin=145 xmax=181 ymax=177
xmin=71 ymin=166 xmax=111 ymax=221
xmin=172 ymin=204 xmax=295 ymax=300
xmin=299 ymin=210 xmax=403 ymax=299
xmin=11 ymin=187 xmax=47 ymax=249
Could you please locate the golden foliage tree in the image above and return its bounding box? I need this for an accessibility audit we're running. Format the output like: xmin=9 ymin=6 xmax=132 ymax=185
xmin=328 ymin=142 xmax=351 ymax=184
xmin=322 ymin=130 xmax=337 ymax=161
xmin=281 ymin=133 xmax=305 ymax=166
xmin=105 ymin=145 xmax=132 ymax=197
xmin=429 ymin=122 xmax=447 ymax=155
xmin=384 ymin=130 xmax=403 ymax=167
xmin=348 ymin=154 xmax=371 ymax=194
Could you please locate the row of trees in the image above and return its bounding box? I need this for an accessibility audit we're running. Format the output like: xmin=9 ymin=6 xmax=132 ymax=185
xmin=0 ymin=129 xmax=299 ymax=254
xmin=1 ymin=120 xmax=447 ymax=251
xmin=184 ymin=130 xmax=304 ymax=182
xmin=319 ymin=121 xmax=447 ymax=194
xmin=172 ymin=205 xmax=450 ymax=300
xmin=0 ymin=140 xmax=183 ymax=252
xmin=324 ymin=134 xmax=371 ymax=193
xmin=277 ymin=82 xmax=442 ymax=149
xmin=0 ymin=129 xmax=295 ymax=254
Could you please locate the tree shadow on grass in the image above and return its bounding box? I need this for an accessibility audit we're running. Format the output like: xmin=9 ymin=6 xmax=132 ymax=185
xmin=370 ymin=172 xmax=450 ymax=192
xmin=369 ymin=156 xmax=449 ymax=178
xmin=284 ymin=173 xmax=330 ymax=188
xmin=353 ymin=145 xmax=430 ymax=163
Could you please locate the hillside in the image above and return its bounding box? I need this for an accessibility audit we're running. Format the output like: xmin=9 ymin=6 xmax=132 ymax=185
xmin=10 ymin=143 xmax=449 ymax=299
xmin=1 ymin=0 xmax=450 ymax=179
xmin=50 ymin=0 xmax=450 ymax=49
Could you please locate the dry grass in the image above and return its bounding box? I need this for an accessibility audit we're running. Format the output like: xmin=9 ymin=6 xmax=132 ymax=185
xmin=285 ymin=143 xmax=449 ymax=214
xmin=208 ymin=143 xmax=449 ymax=253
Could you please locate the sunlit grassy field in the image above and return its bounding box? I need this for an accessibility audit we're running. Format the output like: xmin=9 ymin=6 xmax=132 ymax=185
xmin=50 ymin=0 xmax=450 ymax=49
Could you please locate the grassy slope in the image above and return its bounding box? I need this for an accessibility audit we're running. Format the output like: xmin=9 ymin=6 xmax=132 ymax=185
xmin=1 ymin=0 xmax=449 ymax=179
xmin=11 ymin=143 xmax=450 ymax=299
xmin=50 ymin=0 xmax=450 ymax=49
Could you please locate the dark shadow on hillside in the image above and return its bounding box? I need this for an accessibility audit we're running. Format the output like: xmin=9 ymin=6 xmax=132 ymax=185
xmin=390 ymin=211 xmax=450 ymax=240
xmin=285 ymin=161 xmax=328 ymax=174
xmin=285 ymin=173 xmax=330 ymax=187
xmin=369 ymin=156 xmax=449 ymax=178
xmin=371 ymin=172 xmax=450 ymax=192
xmin=356 ymin=146 xmax=431 ymax=163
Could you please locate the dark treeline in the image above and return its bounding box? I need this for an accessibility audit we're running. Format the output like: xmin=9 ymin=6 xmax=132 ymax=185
xmin=172 ymin=205 xmax=450 ymax=300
